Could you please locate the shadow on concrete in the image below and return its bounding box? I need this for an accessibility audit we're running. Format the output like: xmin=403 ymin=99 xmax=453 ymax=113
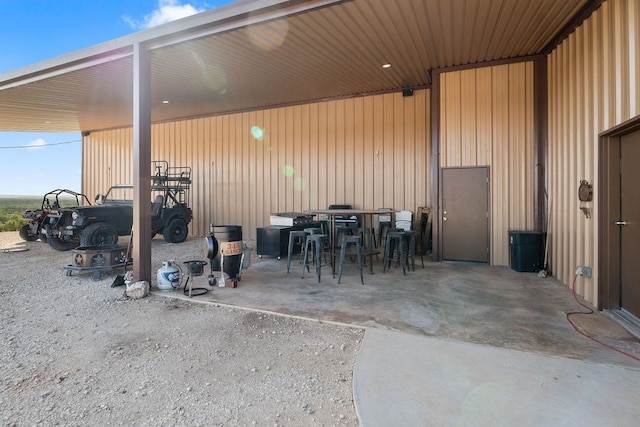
xmin=161 ymin=251 xmax=640 ymax=368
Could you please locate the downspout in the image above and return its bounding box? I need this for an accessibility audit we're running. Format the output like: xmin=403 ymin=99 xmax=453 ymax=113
xmin=534 ymin=56 xmax=548 ymax=232
xmin=430 ymin=69 xmax=441 ymax=261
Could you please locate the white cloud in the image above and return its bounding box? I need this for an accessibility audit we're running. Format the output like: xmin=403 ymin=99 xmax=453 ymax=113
xmin=124 ymin=0 xmax=206 ymax=30
xmin=26 ymin=138 xmax=46 ymax=150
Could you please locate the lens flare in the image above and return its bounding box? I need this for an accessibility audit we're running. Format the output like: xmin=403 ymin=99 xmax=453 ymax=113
xmin=246 ymin=18 xmax=289 ymax=51
xmin=251 ymin=126 xmax=264 ymax=140
xmin=283 ymin=165 xmax=295 ymax=177
xmin=294 ymin=177 xmax=306 ymax=191
xmin=190 ymin=51 xmax=227 ymax=93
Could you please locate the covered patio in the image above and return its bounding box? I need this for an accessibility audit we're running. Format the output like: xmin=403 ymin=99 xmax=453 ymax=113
xmin=160 ymin=236 xmax=640 ymax=367
xmin=149 ymin=236 xmax=640 ymax=425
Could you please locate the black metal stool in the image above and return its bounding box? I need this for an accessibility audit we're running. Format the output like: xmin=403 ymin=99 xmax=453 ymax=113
xmin=286 ymin=230 xmax=309 ymax=273
xmin=337 ymin=235 xmax=363 ymax=285
xmin=335 ymin=226 xmax=353 ymax=247
xmin=302 ymin=234 xmax=330 ymax=283
xmin=377 ymin=221 xmax=392 ymax=248
xmin=304 ymin=227 xmax=323 ymax=264
xmin=383 ymin=231 xmax=409 ymax=275
xmin=406 ymin=230 xmax=424 ymax=270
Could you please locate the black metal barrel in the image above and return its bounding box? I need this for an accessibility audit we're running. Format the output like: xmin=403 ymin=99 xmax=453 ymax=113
xmin=210 ymin=225 xmax=243 ymax=279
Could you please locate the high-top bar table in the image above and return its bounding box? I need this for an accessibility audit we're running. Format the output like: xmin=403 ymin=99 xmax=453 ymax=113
xmin=306 ymin=208 xmax=393 ymax=275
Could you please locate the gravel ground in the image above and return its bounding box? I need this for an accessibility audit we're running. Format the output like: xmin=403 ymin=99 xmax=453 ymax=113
xmin=0 ymin=232 xmax=364 ymax=426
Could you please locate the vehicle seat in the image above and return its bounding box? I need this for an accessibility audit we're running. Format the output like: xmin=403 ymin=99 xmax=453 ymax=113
xmin=151 ymin=195 xmax=164 ymax=217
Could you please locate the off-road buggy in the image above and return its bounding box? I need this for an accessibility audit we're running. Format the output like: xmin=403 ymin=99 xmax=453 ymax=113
xmin=43 ymin=161 xmax=193 ymax=251
xmin=19 ymin=189 xmax=91 ymax=243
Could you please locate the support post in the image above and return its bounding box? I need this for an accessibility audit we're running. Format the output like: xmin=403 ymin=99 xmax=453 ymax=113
xmin=133 ymin=42 xmax=152 ymax=283
xmin=430 ymin=69 xmax=441 ymax=261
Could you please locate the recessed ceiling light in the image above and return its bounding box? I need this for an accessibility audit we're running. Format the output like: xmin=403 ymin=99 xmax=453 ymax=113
xmin=382 ymin=63 xmax=391 ymax=68
xmin=162 ymin=100 xmax=170 ymax=104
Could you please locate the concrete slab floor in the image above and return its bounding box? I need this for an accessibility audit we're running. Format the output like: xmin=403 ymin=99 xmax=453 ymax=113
xmin=163 ymin=254 xmax=640 ymax=368
xmin=354 ymin=329 xmax=640 ymax=427
xmin=158 ymin=252 xmax=640 ymax=425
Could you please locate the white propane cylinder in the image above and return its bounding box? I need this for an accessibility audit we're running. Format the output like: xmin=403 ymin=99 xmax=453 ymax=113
xmin=157 ymin=260 xmax=180 ymax=291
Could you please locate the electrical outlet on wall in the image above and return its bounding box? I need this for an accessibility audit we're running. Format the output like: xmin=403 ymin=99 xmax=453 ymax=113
xmin=575 ymin=266 xmax=592 ymax=278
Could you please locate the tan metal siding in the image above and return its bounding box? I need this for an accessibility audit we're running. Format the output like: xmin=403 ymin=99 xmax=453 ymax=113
xmin=82 ymin=89 xmax=431 ymax=240
xmin=547 ymin=0 xmax=640 ymax=306
xmin=440 ymin=62 xmax=535 ymax=265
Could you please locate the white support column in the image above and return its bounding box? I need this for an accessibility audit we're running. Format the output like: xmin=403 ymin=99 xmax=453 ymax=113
xmin=133 ymin=42 xmax=152 ymax=283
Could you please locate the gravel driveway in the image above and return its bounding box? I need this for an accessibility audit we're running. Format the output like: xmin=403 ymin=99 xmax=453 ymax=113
xmin=0 ymin=232 xmax=363 ymax=426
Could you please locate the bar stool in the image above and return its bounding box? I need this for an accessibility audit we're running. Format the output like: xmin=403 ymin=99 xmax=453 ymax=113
xmin=286 ymin=230 xmax=309 ymax=273
xmin=377 ymin=210 xmax=393 ymax=248
xmin=334 ymin=226 xmax=353 ymax=248
xmin=337 ymin=235 xmax=364 ymax=285
xmin=302 ymin=234 xmax=330 ymax=283
xmin=406 ymin=230 xmax=425 ymax=270
xmin=355 ymin=226 xmax=378 ymax=264
xmin=304 ymin=227 xmax=323 ymax=264
xmin=356 ymin=226 xmax=375 ymax=250
xmin=383 ymin=231 xmax=409 ymax=275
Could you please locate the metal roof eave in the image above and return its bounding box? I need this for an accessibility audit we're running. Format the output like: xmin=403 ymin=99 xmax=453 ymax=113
xmin=0 ymin=0 xmax=342 ymax=90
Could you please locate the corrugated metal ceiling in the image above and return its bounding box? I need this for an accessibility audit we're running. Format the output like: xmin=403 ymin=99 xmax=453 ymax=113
xmin=0 ymin=0 xmax=592 ymax=133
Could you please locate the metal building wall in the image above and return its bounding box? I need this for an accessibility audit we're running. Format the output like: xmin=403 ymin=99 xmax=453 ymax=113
xmin=82 ymin=127 xmax=133 ymax=200
xmin=547 ymin=0 xmax=639 ymax=305
xmin=82 ymin=89 xmax=431 ymax=240
xmin=440 ymin=62 xmax=535 ymax=265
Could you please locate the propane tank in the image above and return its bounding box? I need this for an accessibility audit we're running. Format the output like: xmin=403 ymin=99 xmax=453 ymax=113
xmin=157 ymin=260 xmax=180 ymax=291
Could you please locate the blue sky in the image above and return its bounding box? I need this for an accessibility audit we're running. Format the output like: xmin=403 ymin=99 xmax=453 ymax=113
xmin=0 ymin=0 xmax=234 ymax=196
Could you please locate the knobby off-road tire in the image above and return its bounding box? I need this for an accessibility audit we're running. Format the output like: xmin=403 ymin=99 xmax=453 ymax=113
xmin=80 ymin=222 xmax=119 ymax=247
xmin=163 ymin=218 xmax=188 ymax=243
xmin=47 ymin=236 xmax=79 ymax=251
xmin=19 ymin=224 xmax=38 ymax=242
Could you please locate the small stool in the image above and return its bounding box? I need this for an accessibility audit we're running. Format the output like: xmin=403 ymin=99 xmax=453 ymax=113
xmin=304 ymin=227 xmax=324 ymax=264
xmin=356 ymin=226 xmax=378 ymax=264
xmin=356 ymin=227 xmax=375 ymax=249
xmin=383 ymin=231 xmax=409 ymax=275
xmin=286 ymin=230 xmax=309 ymax=273
xmin=406 ymin=230 xmax=424 ymax=270
xmin=338 ymin=235 xmax=363 ymax=285
xmin=377 ymin=221 xmax=392 ymax=248
xmin=302 ymin=234 xmax=330 ymax=283
xmin=335 ymin=226 xmax=353 ymax=247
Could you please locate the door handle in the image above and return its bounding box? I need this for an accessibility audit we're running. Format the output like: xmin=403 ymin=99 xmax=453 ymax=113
xmin=615 ymin=221 xmax=628 ymax=226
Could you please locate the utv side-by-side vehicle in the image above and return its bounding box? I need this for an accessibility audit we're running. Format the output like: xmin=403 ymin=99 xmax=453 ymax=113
xmin=19 ymin=189 xmax=92 ymax=243
xmin=43 ymin=161 xmax=193 ymax=251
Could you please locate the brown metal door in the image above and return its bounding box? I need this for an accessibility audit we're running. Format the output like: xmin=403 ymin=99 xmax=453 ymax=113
xmin=620 ymin=130 xmax=640 ymax=317
xmin=441 ymin=167 xmax=489 ymax=262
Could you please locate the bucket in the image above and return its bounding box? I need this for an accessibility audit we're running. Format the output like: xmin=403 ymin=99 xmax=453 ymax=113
xmin=210 ymin=225 xmax=242 ymax=279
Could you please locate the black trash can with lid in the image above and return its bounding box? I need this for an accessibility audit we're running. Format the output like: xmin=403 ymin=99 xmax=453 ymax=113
xmin=509 ymin=230 xmax=544 ymax=272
